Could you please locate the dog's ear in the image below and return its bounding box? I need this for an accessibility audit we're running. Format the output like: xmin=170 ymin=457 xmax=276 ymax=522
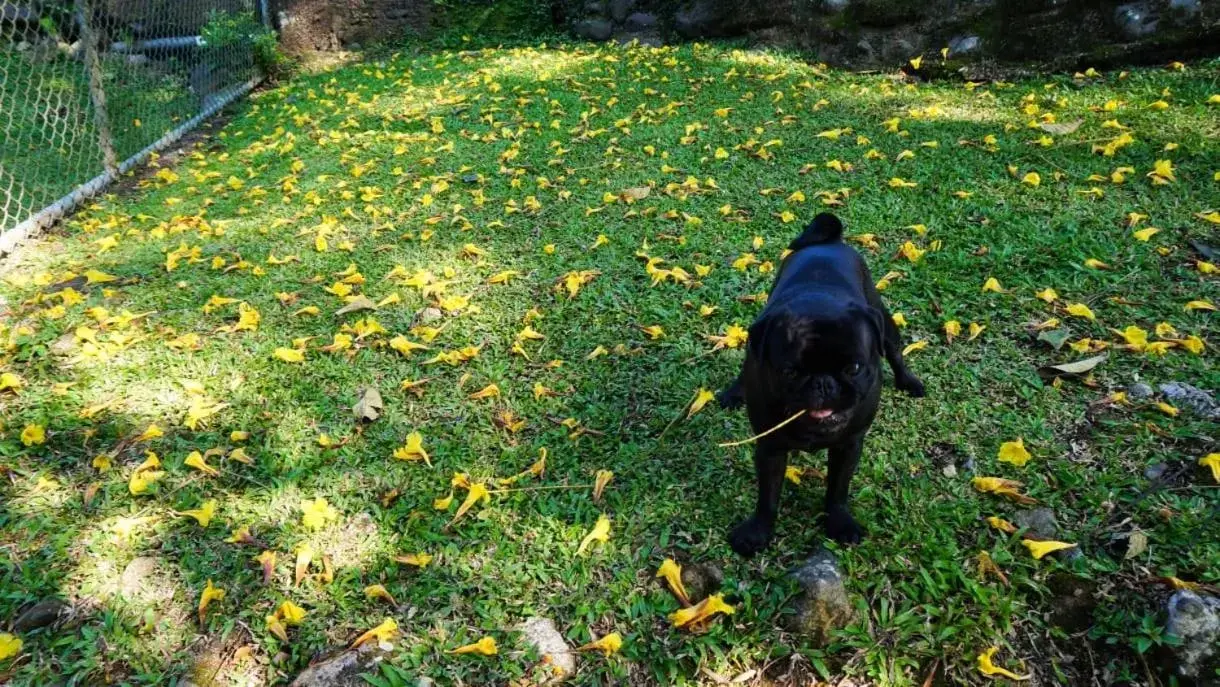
xmin=788 ymin=212 xmax=844 ymax=251
xmin=855 ymin=304 xmax=886 ymax=358
xmin=747 ymin=312 xmax=784 ymax=362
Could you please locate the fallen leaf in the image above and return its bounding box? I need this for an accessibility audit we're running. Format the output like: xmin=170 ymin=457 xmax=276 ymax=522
xmin=997 ymin=438 xmax=1032 ymax=467
xmin=1124 ymin=531 xmax=1148 ymax=560
xmin=1037 ymin=353 xmax=1107 ymax=380
xmin=1038 ymin=119 xmax=1082 ymax=135
xmin=351 ymin=618 xmax=398 ymax=649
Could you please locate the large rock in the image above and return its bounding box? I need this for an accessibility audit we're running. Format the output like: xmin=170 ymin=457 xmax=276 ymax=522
xmin=290 ymin=643 xmax=394 ymax=687
xmin=1158 ymin=382 xmax=1219 ymax=420
xmin=518 ymin=617 xmax=574 ymax=681
xmin=1013 ymin=508 xmax=1059 ymax=540
xmin=1113 ymin=2 xmax=1160 ymax=39
xmin=608 ymin=0 xmax=635 ymax=23
xmin=119 ymin=557 xmax=176 ymax=606
xmin=624 ymin=12 xmax=657 ymax=31
xmin=573 ymin=18 xmax=614 ymax=41
xmin=1163 ymin=591 xmax=1220 ymax=680
xmin=13 ymin=598 xmax=72 ymax=633
xmin=674 ymin=0 xmax=723 ymax=38
xmin=785 ymin=549 xmax=852 ymax=645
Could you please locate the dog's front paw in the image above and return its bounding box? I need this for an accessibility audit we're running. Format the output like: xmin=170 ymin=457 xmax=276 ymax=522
xmin=895 ymin=374 xmax=926 ymax=398
xmin=728 ymin=516 xmax=774 ymax=557
xmin=824 ymin=506 xmax=864 ymax=545
xmin=717 ymin=384 xmax=745 ymax=410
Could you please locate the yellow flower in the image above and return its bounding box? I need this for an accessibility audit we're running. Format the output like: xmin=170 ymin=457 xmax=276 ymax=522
xmin=943 ymin=320 xmax=962 ymax=342
xmin=997 ymin=438 xmax=1032 ymax=467
xmin=1065 ymin=303 xmax=1096 ymax=321
xmin=364 ymin=584 xmax=397 ymax=605
xmin=578 ymin=632 xmax=623 ymax=656
xmin=902 ymin=340 xmax=928 ymax=356
xmin=0 ymin=372 xmax=24 ymax=393
xmin=986 ymin=516 xmax=1017 ymax=533
xmin=198 ymin=580 xmax=225 ymax=622
xmin=1200 ymin=453 xmax=1220 ymax=483
xmin=577 ymin=514 xmax=611 ymax=555
xmin=1132 ymin=227 xmax=1161 ymax=241
xmin=179 ymin=499 xmax=217 ymax=527
xmin=278 ymin=600 xmax=307 ymax=625
xmin=656 ymin=558 xmax=690 ymax=605
xmin=976 ymin=647 xmax=1030 ymax=680
xmin=1036 ymin=288 xmax=1058 ymax=303
xmin=274 ymin=347 xmax=305 ymax=363
xmin=687 ymin=389 xmax=716 ymax=419
xmin=981 ymin=277 xmax=1003 ymax=293
xmin=392 ymin=431 xmax=431 ymax=466
xmin=1021 ymin=172 xmax=1041 ymax=187
xmin=394 ymin=552 xmax=433 ymax=567
xmin=351 ymin=618 xmax=399 ymax=649
xmin=21 ymin=423 xmax=46 ymax=446
xmin=300 ymin=497 xmax=338 ymax=531
xmin=184 ymin=451 xmax=221 ymax=476
xmin=1184 ymin=300 xmax=1216 ymax=312
xmin=0 ymin=633 xmax=22 ymax=661
xmin=450 ymin=636 xmax=497 ymax=656
xmin=1022 ymin=539 xmax=1077 ymax=559
xmin=670 ymin=593 xmax=735 ymax=629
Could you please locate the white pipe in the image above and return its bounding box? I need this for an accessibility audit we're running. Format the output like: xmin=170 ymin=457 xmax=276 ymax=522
xmin=111 ymin=36 xmax=205 ymax=53
xmin=0 ymin=75 xmax=261 ymax=256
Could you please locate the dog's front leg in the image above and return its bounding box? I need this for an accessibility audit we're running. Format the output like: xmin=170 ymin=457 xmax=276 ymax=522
xmin=728 ymin=442 xmax=787 ymax=557
xmin=824 ymin=432 xmax=866 ymax=544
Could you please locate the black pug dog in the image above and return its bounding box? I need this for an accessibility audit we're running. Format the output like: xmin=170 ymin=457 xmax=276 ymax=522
xmin=719 ymin=212 xmax=925 ymax=556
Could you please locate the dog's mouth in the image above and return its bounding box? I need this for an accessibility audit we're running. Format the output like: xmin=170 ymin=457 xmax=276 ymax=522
xmin=808 ymin=408 xmax=835 ymax=420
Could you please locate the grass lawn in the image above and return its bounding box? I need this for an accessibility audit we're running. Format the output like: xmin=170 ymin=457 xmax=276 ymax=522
xmin=0 ymin=40 xmax=1217 ymax=686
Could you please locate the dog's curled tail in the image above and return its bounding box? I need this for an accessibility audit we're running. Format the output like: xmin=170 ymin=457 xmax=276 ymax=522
xmin=789 ymin=212 xmax=843 ymax=250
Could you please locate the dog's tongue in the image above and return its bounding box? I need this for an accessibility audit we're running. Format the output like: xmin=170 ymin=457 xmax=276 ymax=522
xmin=808 ymin=408 xmax=834 ymax=419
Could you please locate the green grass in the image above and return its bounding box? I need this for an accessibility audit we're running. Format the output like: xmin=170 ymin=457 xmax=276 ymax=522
xmin=0 ymin=41 xmax=1217 ymax=686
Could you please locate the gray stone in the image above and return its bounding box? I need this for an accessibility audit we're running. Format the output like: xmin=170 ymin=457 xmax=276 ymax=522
xmin=674 ymin=0 xmax=720 ymax=38
xmin=624 ymin=12 xmax=657 ymax=31
xmin=1143 ymin=462 xmax=1168 ymax=481
xmin=290 ymin=643 xmax=393 ymax=687
xmin=1128 ymin=382 xmax=1154 ymax=400
xmin=1114 ymin=3 xmax=1159 ymax=39
xmin=415 ymin=307 xmax=443 ymax=324
xmin=608 ymin=0 xmax=636 ymax=23
xmin=822 ymin=0 xmax=851 ymax=12
xmin=573 ymin=18 xmax=614 ymax=41
xmin=1013 ymin=507 xmax=1059 ymax=540
xmin=1164 ymin=591 xmax=1220 ymax=680
xmin=681 ymin=562 xmax=723 ymax=602
xmin=948 ymin=35 xmax=981 ymax=56
xmin=583 ymin=0 xmax=607 ymax=17
xmin=119 ymin=557 xmax=175 ymax=605
xmin=1158 ymin=382 xmax=1219 ymax=420
xmin=518 ymin=617 xmax=574 ymax=680
xmin=785 ymin=548 xmax=852 ymax=646
xmin=13 ymin=598 xmax=71 ymax=632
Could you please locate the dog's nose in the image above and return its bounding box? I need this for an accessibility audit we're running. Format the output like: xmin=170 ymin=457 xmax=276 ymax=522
xmin=809 ymin=375 xmax=839 ymax=406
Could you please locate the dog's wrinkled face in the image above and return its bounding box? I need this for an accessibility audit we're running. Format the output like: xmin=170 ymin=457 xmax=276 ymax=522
xmin=748 ymin=305 xmax=882 ymax=435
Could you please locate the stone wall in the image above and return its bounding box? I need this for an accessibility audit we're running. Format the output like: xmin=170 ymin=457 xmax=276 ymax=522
xmin=564 ymin=0 xmax=1218 ymax=69
xmin=271 ymin=0 xmax=431 ymax=52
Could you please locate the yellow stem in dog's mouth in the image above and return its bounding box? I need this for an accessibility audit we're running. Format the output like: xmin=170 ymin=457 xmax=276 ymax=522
xmin=717 ymin=409 xmax=808 ymax=448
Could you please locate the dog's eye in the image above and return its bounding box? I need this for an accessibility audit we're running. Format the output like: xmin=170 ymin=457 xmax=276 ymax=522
xmin=845 ymin=362 xmax=863 ymax=376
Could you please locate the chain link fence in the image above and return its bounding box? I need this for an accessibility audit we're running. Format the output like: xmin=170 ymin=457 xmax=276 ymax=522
xmin=0 ymin=0 xmax=269 ymax=252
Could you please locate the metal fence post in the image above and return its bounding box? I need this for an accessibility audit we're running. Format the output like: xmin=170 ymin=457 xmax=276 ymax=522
xmin=76 ymin=0 xmax=119 ymax=176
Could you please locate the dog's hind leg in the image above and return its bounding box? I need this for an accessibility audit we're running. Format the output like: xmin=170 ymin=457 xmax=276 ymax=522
xmin=717 ymin=373 xmax=745 ymax=410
